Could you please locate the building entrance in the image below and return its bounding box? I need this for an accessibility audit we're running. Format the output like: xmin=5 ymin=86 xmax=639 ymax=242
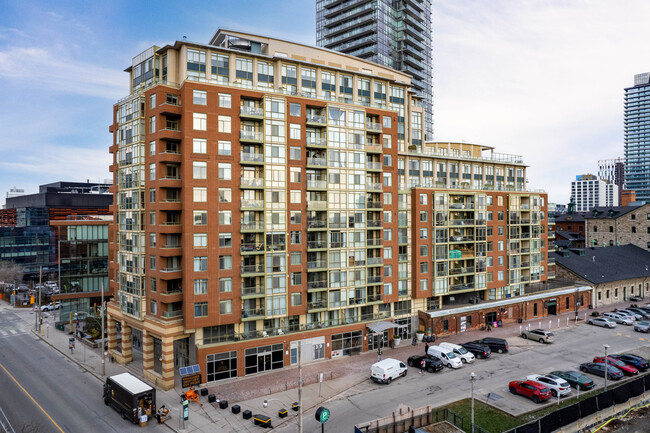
xmin=547 ymin=299 xmax=557 ymax=315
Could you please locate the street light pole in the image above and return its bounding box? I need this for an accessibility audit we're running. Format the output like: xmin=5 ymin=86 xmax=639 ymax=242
xmin=101 ymin=282 xmax=105 ymax=376
xmin=298 ymin=343 xmax=303 ymax=433
xmin=470 ymin=372 xmax=476 ymax=433
xmin=603 ymin=344 xmax=610 ymax=391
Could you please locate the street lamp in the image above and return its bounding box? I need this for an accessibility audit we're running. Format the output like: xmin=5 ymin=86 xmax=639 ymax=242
xmin=470 ymin=372 xmax=477 ymax=433
xmin=603 ymin=344 xmax=610 ymax=391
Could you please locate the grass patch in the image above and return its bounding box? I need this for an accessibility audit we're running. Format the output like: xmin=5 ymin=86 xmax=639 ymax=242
xmin=444 ymin=388 xmax=601 ymax=433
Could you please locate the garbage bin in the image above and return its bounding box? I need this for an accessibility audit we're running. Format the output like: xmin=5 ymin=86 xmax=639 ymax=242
xmin=517 ymin=318 xmax=523 ymax=324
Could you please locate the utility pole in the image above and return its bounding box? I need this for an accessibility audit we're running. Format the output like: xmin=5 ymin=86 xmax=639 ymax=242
xmin=38 ymin=266 xmax=42 ymax=335
xmin=101 ymin=282 xmax=105 ymax=376
xmin=298 ymin=343 xmax=303 ymax=433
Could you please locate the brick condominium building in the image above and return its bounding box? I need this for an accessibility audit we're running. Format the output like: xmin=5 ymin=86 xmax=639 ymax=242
xmin=107 ymin=29 xmax=554 ymax=389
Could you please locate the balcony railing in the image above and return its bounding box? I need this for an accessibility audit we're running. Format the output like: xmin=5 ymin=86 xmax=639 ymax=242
xmin=241 ymin=178 xmax=264 ymax=187
xmin=241 ymin=264 xmax=264 ymax=273
xmin=240 ymin=131 xmax=264 ymax=141
xmin=449 ymin=266 xmax=475 ymax=275
xmin=367 ymin=220 xmax=382 ymax=227
xmin=306 ymin=114 xmax=326 ymax=124
xmin=366 ymin=201 xmax=382 ymax=209
xmin=241 ymin=222 xmax=264 ymax=231
xmin=307 ymin=241 xmax=327 ymax=249
xmin=163 ymin=310 xmax=183 ymax=318
xmin=241 ymin=285 xmax=264 ymax=296
xmin=307 ymin=280 xmax=327 ymax=290
xmin=306 ymin=137 xmax=327 ymax=147
xmin=241 ymin=243 xmax=264 ymax=253
xmin=307 ymin=180 xmax=327 ymax=189
xmin=307 ymin=220 xmax=327 ymax=229
xmin=366 ymin=182 xmax=382 ymax=191
xmin=240 ymin=106 xmax=264 ymax=116
xmin=449 ymin=283 xmax=475 ymax=292
xmin=367 ymin=257 xmax=383 ymax=265
xmin=450 ymin=219 xmax=475 ymax=226
xmin=161 ymin=267 xmax=182 ymax=272
xmin=366 ymin=162 xmax=382 ymax=170
xmin=366 ymin=121 xmax=382 ymax=130
xmin=366 ymin=238 xmax=382 ymax=246
xmin=241 ymin=199 xmax=264 ymax=208
xmin=308 ymin=301 xmax=328 ymax=310
xmin=308 ymin=200 xmax=327 ymax=210
xmin=241 ymin=152 xmax=264 ymax=163
xmin=307 ymin=157 xmax=327 ymax=166
xmin=367 ymin=275 xmax=383 ymax=284
xmin=307 ymin=260 xmax=328 ymax=269
xmin=242 ymin=308 xmax=265 ymax=318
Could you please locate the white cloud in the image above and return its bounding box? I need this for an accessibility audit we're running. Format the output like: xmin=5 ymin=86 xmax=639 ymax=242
xmin=432 ymin=0 xmax=650 ymax=203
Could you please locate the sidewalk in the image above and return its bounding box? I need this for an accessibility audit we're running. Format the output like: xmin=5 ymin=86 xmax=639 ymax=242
xmin=4 ymin=298 xmax=641 ymax=432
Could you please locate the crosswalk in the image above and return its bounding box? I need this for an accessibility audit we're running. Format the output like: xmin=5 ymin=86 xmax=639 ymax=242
xmin=0 ymin=327 xmax=24 ymax=338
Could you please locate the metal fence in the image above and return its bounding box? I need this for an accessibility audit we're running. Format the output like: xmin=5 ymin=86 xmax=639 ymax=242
xmin=355 ymin=408 xmax=489 ymax=433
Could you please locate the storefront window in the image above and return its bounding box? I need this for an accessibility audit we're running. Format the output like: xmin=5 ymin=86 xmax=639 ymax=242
xmin=244 ymin=344 xmax=284 ymax=375
xmin=207 ymin=351 xmax=237 ymax=382
xmin=331 ymin=331 xmax=362 ymax=356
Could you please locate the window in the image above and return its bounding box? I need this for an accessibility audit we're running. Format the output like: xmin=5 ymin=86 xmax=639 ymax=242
xmin=632 ymin=226 xmax=637 ymax=233
xmin=149 ymin=211 xmax=156 ymax=225
xmin=194 ymin=233 xmax=207 ymax=248
xmin=218 ymin=188 xmax=232 ymax=203
xmin=193 ymin=138 xmax=207 ymax=153
xmin=219 ymin=255 xmax=232 ymax=270
xmin=193 ymin=90 xmax=207 ymax=105
xmin=289 ymin=103 xmax=301 ymax=117
xmin=193 ymin=161 xmax=207 ymax=179
xmin=193 ymin=113 xmax=207 ymax=130
xmin=291 ymin=272 xmax=302 ymax=285
xmin=290 ymin=167 xmax=301 ymax=183
xmin=420 ymin=211 xmax=427 ymax=222
xmin=218 ymin=163 xmax=232 ymax=180
xmin=289 ymin=123 xmax=301 ymax=140
xmin=290 ymin=211 xmax=302 ymax=224
xmin=193 ymin=187 xmax=207 ymax=202
xmin=291 ymin=292 xmax=302 ymax=306
xmin=218 ymin=140 xmax=232 ymax=155
xmin=291 ymin=251 xmax=302 ymax=265
xmin=220 ymin=300 xmax=232 ymax=315
xmin=218 ymin=93 xmax=231 ymax=108
xmin=383 ymin=116 xmax=391 ymax=128
xmin=193 ymin=210 xmax=207 ymax=225
xmin=290 ymin=146 xmax=301 ymax=160
xmin=149 ymin=188 xmax=156 ymax=203
xmin=194 ymin=279 xmax=208 ymax=295
xmin=384 ymin=155 xmax=392 ymax=166
xmin=420 ymin=245 xmax=428 ymax=257
xmin=420 ymin=262 xmax=428 ymax=273
xmin=384 ymin=229 xmax=392 ymax=241
xmin=290 ymin=231 xmax=301 ymax=244
xmin=290 ymin=190 xmax=301 ymax=204
xmin=149 ymin=255 xmax=156 ymax=270
xmin=149 ymin=93 xmax=156 ymax=108
xmin=194 ymin=302 xmax=208 ymax=317
xmin=533 ymin=303 xmax=538 ymax=317
xmin=384 ymin=247 xmax=392 ymax=259
xmin=220 ymin=278 xmax=232 ymax=293
xmin=219 ymin=233 xmax=232 ymax=247
xmin=218 ymin=210 xmax=232 ymax=225
xmin=149 ymin=116 xmax=156 ymax=133
xmin=218 ymin=115 xmax=231 ymax=133
xmin=149 ymin=163 xmax=156 ymax=180
xmin=194 ymin=256 xmax=207 ymax=272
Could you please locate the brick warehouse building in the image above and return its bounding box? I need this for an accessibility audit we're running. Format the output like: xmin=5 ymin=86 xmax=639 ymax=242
xmin=107 ymin=29 xmax=565 ymax=389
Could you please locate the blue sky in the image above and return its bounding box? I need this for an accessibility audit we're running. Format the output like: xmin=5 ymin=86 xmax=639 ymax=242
xmin=1 ymin=1 xmax=649 ymax=205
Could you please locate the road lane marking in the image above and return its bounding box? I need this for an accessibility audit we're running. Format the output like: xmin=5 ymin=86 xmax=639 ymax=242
xmin=625 ymin=335 xmax=631 ymax=338
xmin=616 ymin=333 xmax=622 ymax=336
xmin=0 ymin=361 xmax=65 ymax=433
xmin=9 ymin=330 xmax=16 ymax=334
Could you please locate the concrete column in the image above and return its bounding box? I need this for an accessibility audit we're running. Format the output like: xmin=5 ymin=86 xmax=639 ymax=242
xmin=121 ymin=321 xmax=133 ymax=363
xmin=160 ymin=336 xmax=175 ymax=390
xmin=142 ymin=329 xmax=154 ymax=371
xmin=106 ymin=315 xmax=117 ymax=353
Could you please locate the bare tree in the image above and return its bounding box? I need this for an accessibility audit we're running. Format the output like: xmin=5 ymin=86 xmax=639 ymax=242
xmin=0 ymin=260 xmax=24 ymax=285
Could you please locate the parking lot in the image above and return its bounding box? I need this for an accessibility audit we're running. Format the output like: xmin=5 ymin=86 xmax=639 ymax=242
xmin=275 ymin=318 xmax=650 ymax=432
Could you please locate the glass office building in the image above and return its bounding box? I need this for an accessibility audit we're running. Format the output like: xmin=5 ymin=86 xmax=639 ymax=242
xmin=624 ymin=73 xmax=650 ymax=203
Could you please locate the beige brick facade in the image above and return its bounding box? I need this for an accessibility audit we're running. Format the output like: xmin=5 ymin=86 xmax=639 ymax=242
xmin=585 ymin=204 xmax=650 ymax=250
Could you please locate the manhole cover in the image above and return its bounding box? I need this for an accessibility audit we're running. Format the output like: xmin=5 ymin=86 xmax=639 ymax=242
xmin=485 ymin=392 xmax=502 ymax=401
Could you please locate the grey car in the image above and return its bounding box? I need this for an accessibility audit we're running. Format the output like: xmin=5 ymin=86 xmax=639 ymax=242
xmin=588 ymin=317 xmax=617 ymax=328
xmin=634 ymin=320 xmax=650 ymax=333
xmin=521 ymin=329 xmax=555 ymax=343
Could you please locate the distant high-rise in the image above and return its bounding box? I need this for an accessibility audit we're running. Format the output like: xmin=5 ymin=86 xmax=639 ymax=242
xmin=598 ymin=158 xmax=625 ymax=203
xmin=570 ymin=174 xmax=619 ymax=212
xmin=624 ymin=73 xmax=650 ymax=202
xmin=316 ymin=0 xmax=433 ymax=140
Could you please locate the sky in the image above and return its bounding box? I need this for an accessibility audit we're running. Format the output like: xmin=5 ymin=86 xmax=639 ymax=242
xmin=0 ymin=0 xmax=648 ymax=206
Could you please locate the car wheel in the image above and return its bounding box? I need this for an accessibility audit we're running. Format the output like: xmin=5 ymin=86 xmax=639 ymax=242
xmin=408 ymin=359 xmax=414 ymax=367
xmin=387 ymin=377 xmax=392 ymax=384
xmin=539 ymin=338 xmax=545 ymax=344
xmin=533 ymin=395 xmax=540 ymax=404
xmin=497 ymin=348 xmax=504 ymax=354
xmin=104 ymin=396 xmax=109 ymax=406
xmin=522 ymin=333 xmax=528 ymax=339
xmin=551 ymin=390 xmax=557 ymax=397
xmin=581 ymin=367 xmax=587 ymax=372
xmin=461 ymin=358 xmax=467 ymax=364
xmin=509 ymin=387 xmax=516 ymax=395
xmin=403 ymin=370 xmax=407 ymax=377
xmin=428 ymin=367 xmax=434 ymax=373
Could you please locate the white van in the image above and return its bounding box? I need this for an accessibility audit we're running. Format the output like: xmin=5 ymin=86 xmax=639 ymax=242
xmin=427 ymin=346 xmax=463 ymax=368
xmin=439 ymin=342 xmax=475 ymax=364
xmin=370 ymin=358 xmax=408 ymax=384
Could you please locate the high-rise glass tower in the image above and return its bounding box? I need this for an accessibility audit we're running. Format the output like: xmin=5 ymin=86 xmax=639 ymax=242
xmin=624 ymin=73 xmax=650 ymax=203
xmin=316 ymin=0 xmax=433 ymax=140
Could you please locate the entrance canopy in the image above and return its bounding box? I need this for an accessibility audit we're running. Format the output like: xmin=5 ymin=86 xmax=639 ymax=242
xmin=366 ymin=321 xmax=408 ymax=334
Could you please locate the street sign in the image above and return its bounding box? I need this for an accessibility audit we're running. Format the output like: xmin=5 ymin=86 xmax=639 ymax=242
xmin=315 ymin=406 xmax=330 ymax=423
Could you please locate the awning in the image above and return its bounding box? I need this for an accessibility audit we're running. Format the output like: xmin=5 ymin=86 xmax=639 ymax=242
xmin=366 ymin=321 xmax=408 ymax=334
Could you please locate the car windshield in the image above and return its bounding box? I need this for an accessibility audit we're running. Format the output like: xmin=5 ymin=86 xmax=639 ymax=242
xmin=639 ymin=321 xmax=650 ymax=326
xmin=446 ymin=352 xmax=457 ymax=359
xmin=540 ymin=387 xmax=550 ymax=393
xmin=609 ymin=359 xmax=625 ymax=367
xmin=547 ymin=333 xmax=554 ymax=336
xmin=457 ymin=347 xmax=468 ymax=355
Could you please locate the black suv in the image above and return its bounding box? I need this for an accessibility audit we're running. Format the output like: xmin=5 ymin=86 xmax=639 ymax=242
xmin=461 ymin=341 xmax=492 ymax=358
xmin=407 ymin=355 xmax=444 ymax=373
xmin=471 ymin=337 xmax=509 ymax=353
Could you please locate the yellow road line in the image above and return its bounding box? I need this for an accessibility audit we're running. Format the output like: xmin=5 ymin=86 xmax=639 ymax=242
xmin=616 ymin=333 xmax=622 ymax=336
xmin=625 ymin=335 xmax=631 ymax=338
xmin=0 ymin=361 xmax=65 ymax=432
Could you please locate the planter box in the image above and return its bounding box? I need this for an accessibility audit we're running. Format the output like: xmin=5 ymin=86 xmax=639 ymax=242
xmin=416 ymin=333 xmax=424 ymax=342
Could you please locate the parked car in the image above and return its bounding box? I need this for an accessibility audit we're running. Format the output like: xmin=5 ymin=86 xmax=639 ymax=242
xmin=627 ymin=307 xmax=650 ymax=319
xmin=370 ymin=358 xmax=408 ymax=384
xmin=472 ymin=337 xmax=509 ymax=354
xmin=579 ymin=362 xmax=624 ymax=380
xmin=407 ymin=355 xmax=444 ymax=373
xmin=508 ymin=380 xmax=552 ymax=403
xmin=526 ymin=374 xmax=571 ymax=397
xmin=438 ymin=342 xmax=475 ymax=363
xmin=593 ymin=356 xmax=639 ymax=376
xmin=549 ymin=370 xmax=595 ymax=390
xmin=427 ymin=346 xmax=462 ymax=368
xmin=521 ymin=329 xmax=555 ymax=343
xmin=617 ymin=309 xmax=643 ymax=320
xmin=587 ymin=317 xmax=617 ymax=328
xmin=634 ymin=321 xmax=650 ymax=333
xmin=602 ymin=312 xmax=633 ymax=326
xmin=629 ymin=296 xmax=643 ymax=302
xmin=461 ymin=342 xmax=491 ymax=359
xmin=609 ymin=354 xmax=650 ymax=371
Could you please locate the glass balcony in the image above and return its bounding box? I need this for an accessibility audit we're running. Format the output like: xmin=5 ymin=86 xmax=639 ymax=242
xmin=240 ymin=243 xmax=264 ymax=253
xmin=240 ymin=178 xmax=264 ymax=188
xmin=307 ymin=180 xmax=327 ymax=189
xmin=306 ymin=114 xmax=326 ymax=124
xmin=308 ymin=200 xmax=327 ymax=210
xmin=307 ymin=157 xmax=327 ymax=167
xmin=240 ymin=131 xmax=264 ymax=141
xmin=241 ymin=199 xmax=264 ymax=209
xmin=240 ymin=106 xmax=264 ymax=117
xmin=240 ymin=152 xmax=264 ymax=163
xmin=241 ymin=263 xmax=264 ymax=274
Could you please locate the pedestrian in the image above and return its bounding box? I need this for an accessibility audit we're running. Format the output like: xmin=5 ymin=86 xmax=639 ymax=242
xmin=420 ymin=358 xmax=425 ymax=374
xmin=425 ymin=342 xmax=429 ymax=356
xmin=377 ymin=347 xmax=382 ymax=362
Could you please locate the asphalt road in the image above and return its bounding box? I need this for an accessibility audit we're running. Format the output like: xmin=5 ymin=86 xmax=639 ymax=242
xmin=0 ymin=308 xmax=152 ymax=433
xmin=275 ymin=321 xmax=650 ymax=432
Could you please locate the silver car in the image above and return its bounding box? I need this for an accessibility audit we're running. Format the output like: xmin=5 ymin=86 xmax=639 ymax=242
xmin=617 ymin=309 xmax=642 ymax=320
xmin=521 ymin=329 xmax=555 ymax=343
xmin=634 ymin=320 xmax=650 ymax=333
xmin=603 ymin=312 xmax=633 ymax=326
xmin=588 ymin=317 xmax=617 ymax=328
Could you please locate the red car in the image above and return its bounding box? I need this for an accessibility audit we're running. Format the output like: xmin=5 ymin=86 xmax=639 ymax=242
xmin=508 ymin=380 xmax=552 ymax=403
xmin=593 ymin=356 xmax=639 ymax=376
